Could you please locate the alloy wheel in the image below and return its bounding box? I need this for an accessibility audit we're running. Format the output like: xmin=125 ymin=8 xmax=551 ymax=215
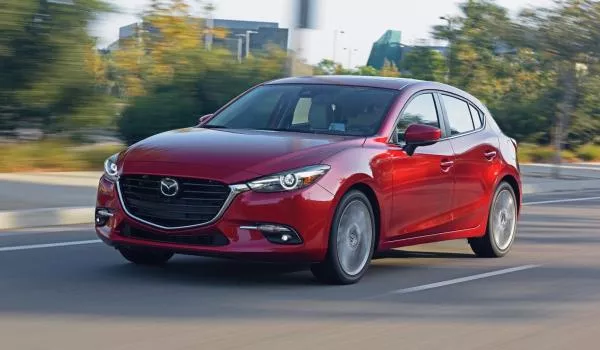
xmin=491 ymin=188 xmax=517 ymax=251
xmin=335 ymin=199 xmax=374 ymax=276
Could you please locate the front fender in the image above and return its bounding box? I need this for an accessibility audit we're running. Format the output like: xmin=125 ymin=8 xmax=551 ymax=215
xmin=315 ymin=147 xmax=392 ymax=249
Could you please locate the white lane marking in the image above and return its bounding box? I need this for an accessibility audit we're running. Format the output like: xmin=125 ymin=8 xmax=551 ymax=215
xmin=0 ymin=239 xmax=101 ymax=252
xmin=370 ymin=265 xmax=541 ymax=298
xmin=524 ymin=196 xmax=600 ymax=206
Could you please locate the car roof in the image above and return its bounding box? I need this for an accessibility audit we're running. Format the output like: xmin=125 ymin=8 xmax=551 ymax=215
xmin=265 ymin=75 xmax=434 ymax=90
xmin=264 ymin=75 xmax=485 ymax=110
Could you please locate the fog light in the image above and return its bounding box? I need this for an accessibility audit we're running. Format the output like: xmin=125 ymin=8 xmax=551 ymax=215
xmin=95 ymin=208 xmax=113 ymax=227
xmin=240 ymin=224 xmax=303 ymax=245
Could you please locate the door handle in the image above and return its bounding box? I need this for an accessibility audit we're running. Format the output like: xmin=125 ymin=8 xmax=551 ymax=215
xmin=484 ymin=151 xmax=497 ymax=161
xmin=440 ymin=160 xmax=454 ymax=172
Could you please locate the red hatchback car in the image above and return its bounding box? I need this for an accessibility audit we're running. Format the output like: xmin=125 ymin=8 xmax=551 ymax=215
xmin=95 ymin=76 xmax=521 ymax=284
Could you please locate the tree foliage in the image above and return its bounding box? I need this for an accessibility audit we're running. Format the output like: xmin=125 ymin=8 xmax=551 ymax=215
xmin=400 ymin=47 xmax=447 ymax=82
xmin=0 ymin=0 xmax=114 ymax=132
xmin=115 ymin=2 xmax=288 ymax=145
xmin=3 ymin=0 xmax=600 ymax=155
xmin=426 ymin=0 xmax=600 ymax=148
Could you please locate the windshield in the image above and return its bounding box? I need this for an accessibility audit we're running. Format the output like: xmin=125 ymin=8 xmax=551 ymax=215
xmin=204 ymin=84 xmax=399 ymax=136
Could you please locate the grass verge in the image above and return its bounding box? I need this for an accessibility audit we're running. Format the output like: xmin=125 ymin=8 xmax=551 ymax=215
xmin=0 ymin=140 xmax=125 ymax=172
xmin=518 ymin=143 xmax=600 ymax=163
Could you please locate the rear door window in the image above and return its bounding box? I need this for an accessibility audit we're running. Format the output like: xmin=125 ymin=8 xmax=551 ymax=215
xmin=441 ymin=94 xmax=475 ymax=136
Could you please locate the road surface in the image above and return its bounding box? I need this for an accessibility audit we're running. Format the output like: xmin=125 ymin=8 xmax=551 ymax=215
xmin=0 ymin=190 xmax=599 ymax=349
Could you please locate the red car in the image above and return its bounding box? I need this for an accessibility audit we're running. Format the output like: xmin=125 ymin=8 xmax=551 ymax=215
xmin=95 ymin=76 xmax=521 ymax=285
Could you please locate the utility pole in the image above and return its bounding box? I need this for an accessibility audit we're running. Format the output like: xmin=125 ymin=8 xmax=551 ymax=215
xmin=344 ymin=47 xmax=358 ymax=69
xmin=245 ymin=30 xmax=258 ymax=58
xmin=235 ymin=34 xmax=245 ymax=63
xmin=333 ymin=29 xmax=345 ymax=63
xmin=205 ymin=7 xmax=214 ymax=51
xmin=439 ymin=16 xmax=453 ymax=82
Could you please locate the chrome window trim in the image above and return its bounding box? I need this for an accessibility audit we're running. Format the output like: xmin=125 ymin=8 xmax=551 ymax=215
xmin=116 ymin=178 xmax=249 ymax=231
xmin=437 ymin=92 xmax=487 ymax=140
xmin=440 ymin=123 xmax=486 ymax=141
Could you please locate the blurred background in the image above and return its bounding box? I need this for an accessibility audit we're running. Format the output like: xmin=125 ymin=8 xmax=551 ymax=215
xmin=1 ymin=0 xmax=600 ymax=174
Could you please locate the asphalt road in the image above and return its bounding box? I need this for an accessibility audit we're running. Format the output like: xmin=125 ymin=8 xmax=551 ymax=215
xmin=0 ymin=190 xmax=599 ymax=350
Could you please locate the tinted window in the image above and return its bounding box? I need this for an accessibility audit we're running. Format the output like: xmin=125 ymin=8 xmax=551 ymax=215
xmin=206 ymin=87 xmax=283 ymax=129
xmin=205 ymin=85 xmax=399 ymax=136
xmin=469 ymin=104 xmax=482 ymax=129
xmin=396 ymin=93 xmax=440 ymax=143
xmin=442 ymin=95 xmax=475 ymax=135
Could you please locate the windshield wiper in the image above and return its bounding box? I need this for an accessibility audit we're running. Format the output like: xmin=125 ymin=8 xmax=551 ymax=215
xmin=257 ymin=128 xmax=292 ymax=132
xmin=201 ymin=125 xmax=229 ymax=129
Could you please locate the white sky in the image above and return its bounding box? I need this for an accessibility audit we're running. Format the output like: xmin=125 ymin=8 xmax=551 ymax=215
xmin=90 ymin=0 xmax=552 ymax=67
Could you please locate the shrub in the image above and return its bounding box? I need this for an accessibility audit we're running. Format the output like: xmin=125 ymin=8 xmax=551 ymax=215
xmin=75 ymin=144 xmax=125 ymax=170
xmin=576 ymin=144 xmax=600 ymax=161
xmin=0 ymin=141 xmax=124 ymax=172
xmin=518 ymin=143 xmax=555 ymax=163
xmin=561 ymin=149 xmax=579 ymax=163
xmin=118 ymin=90 xmax=201 ymax=146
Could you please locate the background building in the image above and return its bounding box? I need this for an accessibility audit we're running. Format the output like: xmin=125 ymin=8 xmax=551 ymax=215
xmin=107 ymin=18 xmax=289 ymax=58
xmin=212 ymin=19 xmax=289 ymax=58
xmin=366 ymin=30 xmax=448 ymax=70
xmin=366 ymin=30 xmax=403 ymax=70
xmin=366 ymin=29 xmax=516 ymax=71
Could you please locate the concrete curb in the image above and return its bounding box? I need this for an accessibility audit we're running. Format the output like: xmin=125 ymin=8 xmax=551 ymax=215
xmin=522 ymin=179 xmax=600 ymax=194
xmin=0 ymin=207 xmax=94 ymax=231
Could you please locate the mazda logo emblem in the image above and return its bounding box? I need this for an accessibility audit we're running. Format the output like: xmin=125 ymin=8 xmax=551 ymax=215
xmin=160 ymin=178 xmax=179 ymax=197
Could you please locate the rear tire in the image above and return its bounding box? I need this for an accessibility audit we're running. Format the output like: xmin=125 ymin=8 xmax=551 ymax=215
xmin=469 ymin=181 xmax=518 ymax=258
xmin=119 ymin=247 xmax=174 ymax=266
xmin=311 ymin=190 xmax=376 ymax=285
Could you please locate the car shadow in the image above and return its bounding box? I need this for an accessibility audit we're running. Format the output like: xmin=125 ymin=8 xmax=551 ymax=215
xmin=373 ymin=249 xmax=475 ymax=260
xmin=115 ymin=256 xmax=317 ymax=286
xmin=94 ymin=247 xmax=476 ymax=288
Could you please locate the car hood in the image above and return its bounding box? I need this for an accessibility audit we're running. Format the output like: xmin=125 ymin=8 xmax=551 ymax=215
xmin=120 ymin=127 xmax=363 ymax=183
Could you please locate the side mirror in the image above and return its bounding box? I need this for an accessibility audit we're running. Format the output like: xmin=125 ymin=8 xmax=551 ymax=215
xmin=403 ymin=124 xmax=442 ymax=156
xmin=197 ymin=114 xmax=213 ymax=126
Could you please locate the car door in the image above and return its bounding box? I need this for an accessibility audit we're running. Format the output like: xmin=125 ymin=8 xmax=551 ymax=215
xmin=438 ymin=93 xmax=502 ymax=231
xmin=387 ymin=92 xmax=456 ymax=241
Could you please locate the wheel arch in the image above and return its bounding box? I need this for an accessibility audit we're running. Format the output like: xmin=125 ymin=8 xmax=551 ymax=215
xmin=344 ymin=182 xmax=382 ymax=251
xmin=499 ymin=174 xmax=521 ymax=213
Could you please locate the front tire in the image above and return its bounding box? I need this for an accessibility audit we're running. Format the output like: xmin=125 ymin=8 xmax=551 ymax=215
xmin=311 ymin=190 xmax=376 ymax=285
xmin=118 ymin=247 xmax=174 ymax=266
xmin=469 ymin=181 xmax=518 ymax=258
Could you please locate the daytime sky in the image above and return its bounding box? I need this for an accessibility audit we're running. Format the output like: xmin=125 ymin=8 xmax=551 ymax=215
xmin=90 ymin=0 xmax=552 ymax=67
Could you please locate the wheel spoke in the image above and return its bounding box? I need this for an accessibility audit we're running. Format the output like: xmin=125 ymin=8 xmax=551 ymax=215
xmin=336 ymin=200 xmax=373 ymax=276
xmin=491 ymin=189 xmax=516 ymax=251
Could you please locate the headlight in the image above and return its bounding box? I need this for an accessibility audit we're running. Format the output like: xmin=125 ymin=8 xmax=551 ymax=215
xmin=247 ymin=165 xmax=330 ymax=193
xmin=103 ymin=153 xmax=119 ymax=181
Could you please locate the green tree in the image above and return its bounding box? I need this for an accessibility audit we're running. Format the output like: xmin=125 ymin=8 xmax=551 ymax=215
xmin=0 ymin=0 xmax=114 ymax=132
xmin=400 ymin=47 xmax=447 ymax=81
xmin=313 ymin=59 xmax=353 ymax=75
xmin=118 ymin=41 xmax=289 ymax=145
xmin=113 ymin=0 xmax=213 ymax=97
xmin=379 ymin=59 xmax=400 ymax=77
xmin=516 ymin=0 xmax=600 ymax=173
xmin=354 ymin=66 xmax=378 ymax=76
xmin=433 ymin=0 xmax=514 ymax=104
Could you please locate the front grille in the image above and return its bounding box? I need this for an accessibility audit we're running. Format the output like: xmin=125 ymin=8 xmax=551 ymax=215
xmin=120 ymin=225 xmax=229 ymax=246
xmin=118 ymin=174 xmax=231 ymax=228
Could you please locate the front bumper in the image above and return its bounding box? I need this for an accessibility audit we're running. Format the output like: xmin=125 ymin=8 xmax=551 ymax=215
xmin=95 ymin=175 xmax=335 ymax=262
